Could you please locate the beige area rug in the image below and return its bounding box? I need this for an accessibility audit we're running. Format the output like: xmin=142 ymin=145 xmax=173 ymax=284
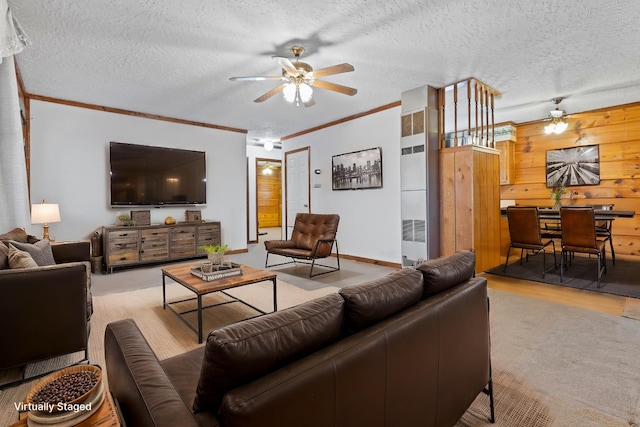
xmin=0 ymin=280 xmax=337 ymax=426
xmin=459 ymin=289 xmax=640 ymax=427
xmin=2 ymin=284 xmax=640 ymax=426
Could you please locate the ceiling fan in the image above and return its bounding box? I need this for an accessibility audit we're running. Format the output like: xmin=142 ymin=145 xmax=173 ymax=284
xmin=229 ymin=46 xmax=357 ymax=107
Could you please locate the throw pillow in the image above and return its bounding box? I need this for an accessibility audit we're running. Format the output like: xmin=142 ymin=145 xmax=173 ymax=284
xmin=339 ymin=268 xmax=423 ymax=334
xmin=193 ymin=293 xmax=345 ymax=412
xmin=9 ymin=239 xmax=56 ymax=267
xmin=8 ymin=244 xmax=38 ymax=269
xmin=0 ymin=241 xmax=9 ymax=270
xmin=0 ymin=227 xmax=29 ymax=244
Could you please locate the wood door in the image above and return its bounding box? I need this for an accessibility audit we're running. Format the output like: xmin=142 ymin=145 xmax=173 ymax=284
xmin=256 ymin=159 xmax=282 ymax=228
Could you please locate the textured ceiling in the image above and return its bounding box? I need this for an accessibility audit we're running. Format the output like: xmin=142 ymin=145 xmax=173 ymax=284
xmin=9 ymin=0 xmax=640 ymax=142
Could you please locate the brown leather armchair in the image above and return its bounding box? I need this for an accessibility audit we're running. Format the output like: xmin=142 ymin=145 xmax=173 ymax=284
xmin=0 ymin=240 xmax=92 ymax=389
xmin=264 ymin=213 xmax=340 ymax=277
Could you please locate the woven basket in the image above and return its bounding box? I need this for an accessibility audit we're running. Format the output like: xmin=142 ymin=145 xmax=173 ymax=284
xmin=24 ymin=365 xmax=102 ymax=413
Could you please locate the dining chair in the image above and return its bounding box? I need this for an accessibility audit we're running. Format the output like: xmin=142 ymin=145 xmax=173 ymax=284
xmin=593 ymin=204 xmax=615 ymax=265
xmin=504 ymin=206 xmax=557 ymax=277
xmin=559 ymin=207 xmax=607 ymax=287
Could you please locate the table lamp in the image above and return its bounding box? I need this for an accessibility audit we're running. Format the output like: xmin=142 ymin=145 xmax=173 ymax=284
xmin=31 ymin=200 xmax=61 ymax=240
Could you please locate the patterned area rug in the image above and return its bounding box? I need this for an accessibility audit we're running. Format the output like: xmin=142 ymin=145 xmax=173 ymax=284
xmin=2 ymin=284 xmax=639 ymax=426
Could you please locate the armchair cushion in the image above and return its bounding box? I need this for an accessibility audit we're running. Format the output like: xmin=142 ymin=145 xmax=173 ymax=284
xmin=8 ymin=244 xmax=38 ymax=269
xmin=9 ymin=239 xmax=56 ymax=266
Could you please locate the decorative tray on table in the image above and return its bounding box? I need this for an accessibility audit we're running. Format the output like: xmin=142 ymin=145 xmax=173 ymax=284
xmin=191 ymin=262 xmax=243 ymax=281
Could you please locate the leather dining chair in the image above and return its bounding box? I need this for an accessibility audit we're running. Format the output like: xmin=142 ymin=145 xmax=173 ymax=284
xmin=504 ymin=206 xmax=557 ymax=277
xmin=593 ymin=204 xmax=615 ymax=265
xmin=559 ymin=207 xmax=607 ymax=287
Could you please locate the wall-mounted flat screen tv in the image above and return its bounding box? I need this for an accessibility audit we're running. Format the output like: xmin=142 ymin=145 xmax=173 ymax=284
xmin=109 ymin=142 xmax=206 ymax=206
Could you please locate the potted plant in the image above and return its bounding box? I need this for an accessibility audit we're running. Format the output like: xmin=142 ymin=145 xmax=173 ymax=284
xmin=550 ymin=182 xmax=566 ymax=210
xmin=198 ymin=244 xmax=229 ymax=264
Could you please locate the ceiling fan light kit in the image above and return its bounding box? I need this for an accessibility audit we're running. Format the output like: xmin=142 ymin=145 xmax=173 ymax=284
xmin=230 ymin=45 xmax=356 ymax=107
xmin=544 ymin=97 xmax=569 ymax=134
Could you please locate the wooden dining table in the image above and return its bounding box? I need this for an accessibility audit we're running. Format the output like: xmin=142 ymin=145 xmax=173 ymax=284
xmin=534 ymin=208 xmax=636 ymax=220
xmin=500 ymin=207 xmax=636 ymax=220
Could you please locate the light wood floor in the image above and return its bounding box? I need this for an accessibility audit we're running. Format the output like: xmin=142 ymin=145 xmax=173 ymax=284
xmin=480 ymin=254 xmax=639 ymax=317
xmin=481 ymin=274 xmax=629 ymax=316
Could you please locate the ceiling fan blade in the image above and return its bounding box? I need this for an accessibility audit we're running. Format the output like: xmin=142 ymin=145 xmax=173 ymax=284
xmin=230 ymin=76 xmax=284 ymax=82
xmin=309 ymin=63 xmax=354 ymax=78
xmin=254 ymin=84 xmax=286 ymax=103
xmin=312 ymin=80 xmax=358 ymax=96
xmin=274 ymin=56 xmax=300 ymax=76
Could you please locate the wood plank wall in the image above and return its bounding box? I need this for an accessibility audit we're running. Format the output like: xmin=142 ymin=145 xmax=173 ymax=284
xmin=257 ymin=163 xmax=282 ymax=228
xmin=500 ymin=102 xmax=640 ymax=258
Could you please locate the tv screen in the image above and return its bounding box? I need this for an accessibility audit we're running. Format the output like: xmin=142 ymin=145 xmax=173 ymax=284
xmin=109 ymin=142 xmax=206 ymax=206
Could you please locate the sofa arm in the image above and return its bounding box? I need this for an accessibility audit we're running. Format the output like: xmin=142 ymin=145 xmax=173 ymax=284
xmin=0 ymin=262 xmax=89 ymax=371
xmin=52 ymin=240 xmax=91 ymax=263
xmin=105 ymin=319 xmax=201 ymax=427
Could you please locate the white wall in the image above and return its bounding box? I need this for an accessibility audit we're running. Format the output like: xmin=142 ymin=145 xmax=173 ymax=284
xmin=28 ymin=101 xmax=247 ymax=250
xmin=283 ymin=106 xmax=402 ymax=263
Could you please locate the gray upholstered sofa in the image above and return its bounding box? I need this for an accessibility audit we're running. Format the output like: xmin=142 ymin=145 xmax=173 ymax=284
xmin=105 ymin=249 xmax=493 ymax=426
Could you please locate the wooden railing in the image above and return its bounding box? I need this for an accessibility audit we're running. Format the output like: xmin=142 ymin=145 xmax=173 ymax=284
xmin=438 ymin=78 xmax=500 ymax=149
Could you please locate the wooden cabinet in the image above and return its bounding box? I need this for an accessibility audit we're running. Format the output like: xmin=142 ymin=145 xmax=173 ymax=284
xmin=440 ymin=145 xmax=501 ymax=272
xmin=494 ymin=123 xmax=517 ymax=185
xmin=140 ymin=227 xmax=169 ymax=262
xmin=103 ymin=221 xmax=221 ymax=273
xmin=196 ymin=222 xmax=221 ymax=254
xmin=105 ymin=229 xmax=139 ymax=268
xmin=496 ymin=139 xmax=515 ymax=185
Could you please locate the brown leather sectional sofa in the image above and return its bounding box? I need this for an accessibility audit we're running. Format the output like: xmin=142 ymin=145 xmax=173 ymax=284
xmin=105 ymin=249 xmax=493 ymax=427
xmin=0 ymin=237 xmax=92 ymax=388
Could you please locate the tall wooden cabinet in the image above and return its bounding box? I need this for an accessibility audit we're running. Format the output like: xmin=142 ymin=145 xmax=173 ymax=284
xmin=103 ymin=221 xmax=221 ymax=273
xmin=440 ymin=145 xmax=501 ymax=272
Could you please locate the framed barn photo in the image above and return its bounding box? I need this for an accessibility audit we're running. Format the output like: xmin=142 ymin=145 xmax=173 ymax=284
xmin=332 ymin=147 xmax=383 ymax=190
xmin=546 ymin=145 xmax=600 ymax=187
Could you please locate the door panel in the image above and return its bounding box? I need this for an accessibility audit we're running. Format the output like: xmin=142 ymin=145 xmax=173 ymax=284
xmin=285 ymin=147 xmax=310 ymax=239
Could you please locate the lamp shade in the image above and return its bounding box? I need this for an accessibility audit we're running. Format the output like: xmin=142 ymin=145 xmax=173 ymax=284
xmin=31 ymin=203 xmax=61 ymax=224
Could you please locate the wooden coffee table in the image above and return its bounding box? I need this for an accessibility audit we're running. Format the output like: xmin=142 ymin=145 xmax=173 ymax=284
xmin=162 ymin=263 xmax=277 ymax=343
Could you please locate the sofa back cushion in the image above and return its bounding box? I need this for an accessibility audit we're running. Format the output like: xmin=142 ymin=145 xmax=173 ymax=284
xmin=416 ymin=250 xmax=476 ymax=298
xmin=339 ymin=268 xmax=423 ymax=334
xmin=193 ymin=293 xmax=344 ymax=412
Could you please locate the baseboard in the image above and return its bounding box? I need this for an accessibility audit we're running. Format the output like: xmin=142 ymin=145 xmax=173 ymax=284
xmin=333 ymin=253 xmax=401 ymax=269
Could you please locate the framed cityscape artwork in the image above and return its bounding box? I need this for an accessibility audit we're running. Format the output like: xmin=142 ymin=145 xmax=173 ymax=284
xmin=546 ymin=145 xmax=600 ymax=187
xmin=332 ymin=147 xmax=382 ymax=190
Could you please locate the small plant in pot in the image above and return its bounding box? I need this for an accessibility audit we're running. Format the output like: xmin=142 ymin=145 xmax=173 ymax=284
xmin=198 ymin=244 xmax=229 ymax=264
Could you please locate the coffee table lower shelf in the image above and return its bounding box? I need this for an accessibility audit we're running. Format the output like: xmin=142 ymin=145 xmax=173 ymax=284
xmin=162 ymin=264 xmax=278 ymax=343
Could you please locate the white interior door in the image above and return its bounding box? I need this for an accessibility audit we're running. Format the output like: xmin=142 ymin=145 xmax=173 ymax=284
xmin=285 ymin=147 xmax=310 ymax=239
